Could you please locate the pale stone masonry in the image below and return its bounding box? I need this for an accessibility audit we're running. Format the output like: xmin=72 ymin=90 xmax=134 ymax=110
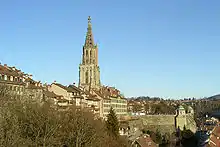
xmin=79 ymin=16 xmax=101 ymax=91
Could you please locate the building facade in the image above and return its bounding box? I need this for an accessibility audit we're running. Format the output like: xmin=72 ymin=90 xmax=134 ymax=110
xmin=0 ymin=63 xmax=43 ymax=101
xmin=0 ymin=64 xmax=26 ymax=97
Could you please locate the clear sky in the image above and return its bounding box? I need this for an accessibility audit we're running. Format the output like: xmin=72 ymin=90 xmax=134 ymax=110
xmin=0 ymin=0 xmax=220 ymax=99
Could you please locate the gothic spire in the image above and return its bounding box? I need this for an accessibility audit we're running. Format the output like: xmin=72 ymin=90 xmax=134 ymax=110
xmin=85 ymin=16 xmax=95 ymax=47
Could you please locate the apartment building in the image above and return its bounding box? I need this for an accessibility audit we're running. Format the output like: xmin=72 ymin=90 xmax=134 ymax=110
xmin=93 ymin=86 xmax=127 ymax=119
xmin=0 ymin=64 xmax=26 ymax=96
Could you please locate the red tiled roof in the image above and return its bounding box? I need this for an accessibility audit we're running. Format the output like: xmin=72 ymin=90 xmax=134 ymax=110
xmin=209 ymin=126 xmax=220 ymax=147
xmin=0 ymin=80 xmax=25 ymax=86
xmin=136 ymin=135 xmax=157 ymax=147
xmin=53 ymin=83 xmax=74 ymax=92
xmin=68 ymin=85 xmax=83 ymax=93
xmin=0 ymin=64 xmax=23 ymax=77
xmin=43 ymin=90 xmax=62 ymax=98
xmin=92 ymin=89 xmax=111 ymax=100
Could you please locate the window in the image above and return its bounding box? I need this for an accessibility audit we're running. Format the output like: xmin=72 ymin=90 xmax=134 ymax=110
xmin=85 ymin=71 xmax=89 ymax=84
xmin=86 ymin=50 xmax=88 ymax=56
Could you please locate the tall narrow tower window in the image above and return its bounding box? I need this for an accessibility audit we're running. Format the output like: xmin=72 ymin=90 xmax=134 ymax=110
xmin=86 ymin=50 xmax=88 ymax=56
xmin=85 ymin=71 xmax=89 ymax=84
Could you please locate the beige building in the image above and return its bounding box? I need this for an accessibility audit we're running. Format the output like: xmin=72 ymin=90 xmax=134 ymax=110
xmin=92 ymin=86 xmax=127 ymax=119
xmin=0 ymin=63 xmax=43 ymax=101
xmin=24 ymin=77 xmax=43 ymax=102
xmin=48 ymin=83 xmax=83 ymax=107
xmin=0 ymin=64 xmax=26 ymax=96
xmin=48 ymin=82 xmax=101 ymax=114
xmin=43 ymin=90 xmax=69 ymax=110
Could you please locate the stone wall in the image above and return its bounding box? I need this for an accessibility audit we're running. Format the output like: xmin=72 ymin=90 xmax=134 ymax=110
xmin=140 ymin=115 xmax=176 ymax=135
xmin=127 ymin=114 xmax=197 ymax=135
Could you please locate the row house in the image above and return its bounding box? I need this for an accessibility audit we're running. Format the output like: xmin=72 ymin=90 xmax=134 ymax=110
xmin=48 ymin=83 xmax=83 ymax=107
xmin=43 ymin=90 xmax=69 ymax=110
xmin=80 ymin=89 xmax=101 ymax=115
xmin=0 ymin=64 xmax=26 ymax=97
xmin=24 ymin=77 xmax=43 ymax=102
xmin=92 ymin=86 xmax=128 ymax=120
xmin=0 ymin=63 xmax=44 ymax=102
xmin=48 ymin=82 xmax=101 ymax=114
xmin=0 ymin=64 xmax=25 ymax=94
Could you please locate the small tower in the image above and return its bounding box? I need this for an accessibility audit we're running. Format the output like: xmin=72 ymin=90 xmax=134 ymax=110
xmin=187 ymin=106 xmax=194 ymax=114
xmin=177 ymin=105 xmax=186 ymax=115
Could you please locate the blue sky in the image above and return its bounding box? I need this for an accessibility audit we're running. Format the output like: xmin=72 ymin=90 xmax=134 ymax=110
xmin=0 ymin=0 xmax=220 ymax=99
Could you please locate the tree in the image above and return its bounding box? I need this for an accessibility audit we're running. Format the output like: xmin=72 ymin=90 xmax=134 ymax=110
xmin=144 ymin=103 xmax=150 ymax=114
xmin=0 ymin=84 xmax=129 ymax=147
xmin=132 ymin=103 xmax=142 ymax=112
xmin=106 ymin=107 xmax=119 ymax=138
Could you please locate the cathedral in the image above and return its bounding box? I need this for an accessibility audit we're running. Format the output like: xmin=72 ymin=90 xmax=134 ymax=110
xmin=79 ymin=16 xmax=101 ymax=90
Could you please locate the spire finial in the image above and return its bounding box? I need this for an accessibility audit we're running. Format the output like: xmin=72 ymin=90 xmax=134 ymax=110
xmin=88 ymin=16 xmax=91 ymax=24
xmin=84 ymin=16 xmax=94 ymax=47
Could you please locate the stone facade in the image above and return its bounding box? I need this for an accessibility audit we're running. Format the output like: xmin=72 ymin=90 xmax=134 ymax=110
xmin=79 ymin=16 xmax=101 ymax=91
xmin=175 ymin=105 xmax=197 ymax=133
xmin=126 ymin=105 xmax=197 ymax=135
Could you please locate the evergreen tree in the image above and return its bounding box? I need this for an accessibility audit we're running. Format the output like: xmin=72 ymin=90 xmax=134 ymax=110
xmin=183 ymin=125 xmax=186 ymax=131
xmin=106 ymin=107 xmax=119 ymax=138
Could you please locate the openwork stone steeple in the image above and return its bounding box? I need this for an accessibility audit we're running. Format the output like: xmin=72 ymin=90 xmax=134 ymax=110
xmin=84 ymin=16 xmax=95 ymax=48
xmin=79 ymin=16 xmax=101 ymax=90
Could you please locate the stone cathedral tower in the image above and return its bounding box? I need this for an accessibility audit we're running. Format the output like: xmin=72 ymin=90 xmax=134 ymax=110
xmin=79 ymin=16 xmax=101 ymax=90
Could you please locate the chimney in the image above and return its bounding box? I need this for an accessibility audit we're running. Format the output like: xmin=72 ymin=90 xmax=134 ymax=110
xmin=29 ymin=74 xmax=33 ymax=79
xmin=4 ymin=64 xmax=7 ymax=67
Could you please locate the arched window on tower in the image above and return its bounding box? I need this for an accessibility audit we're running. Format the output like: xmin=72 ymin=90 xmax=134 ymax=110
xmin=85 ymin=71 xmax=89 ymax=84
xmin=86 ymin=50 xmax=88 ymax=56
